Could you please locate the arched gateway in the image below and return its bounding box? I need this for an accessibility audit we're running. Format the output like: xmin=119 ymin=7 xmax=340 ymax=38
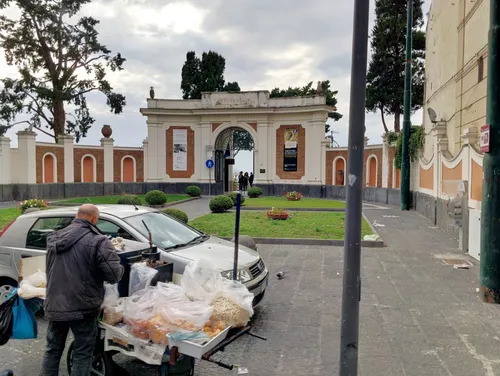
xmin=140 ymin=91 xmax=333 ymax=193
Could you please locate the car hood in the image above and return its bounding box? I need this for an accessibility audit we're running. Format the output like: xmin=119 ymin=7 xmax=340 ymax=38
xmin=170 ymin=236 xmax=260 ymax=270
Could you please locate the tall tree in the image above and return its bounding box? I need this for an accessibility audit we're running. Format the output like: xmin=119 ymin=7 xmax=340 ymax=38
xmin=0 ymin=0 xmax=126 ymax=141
xmin=180 ymin=50 xmax=240 ymax=99
xmin=366 ymin=0 xmax=426 ymax=133
xmin=269 ymin=81 xmax=343 ymax=134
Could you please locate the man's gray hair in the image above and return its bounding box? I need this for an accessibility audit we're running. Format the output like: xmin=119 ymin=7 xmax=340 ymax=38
xmin=77 ymin=204 xmax=100 ymax=218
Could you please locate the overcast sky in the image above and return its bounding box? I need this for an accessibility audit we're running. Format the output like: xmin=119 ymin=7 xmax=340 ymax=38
xmin=0 ymin=0 xmax=431 ymax=156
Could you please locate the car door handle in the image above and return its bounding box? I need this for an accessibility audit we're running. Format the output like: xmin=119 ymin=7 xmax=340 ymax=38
xmin=21 ymin=255 xmax=33 ymax=259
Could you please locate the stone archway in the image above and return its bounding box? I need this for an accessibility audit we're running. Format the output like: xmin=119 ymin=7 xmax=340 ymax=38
xmin=214 ymin=126 xmax=255 ymax=192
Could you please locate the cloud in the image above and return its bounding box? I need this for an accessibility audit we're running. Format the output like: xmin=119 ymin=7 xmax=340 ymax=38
xmin=0 ymin=0 xmax=432 ymax=149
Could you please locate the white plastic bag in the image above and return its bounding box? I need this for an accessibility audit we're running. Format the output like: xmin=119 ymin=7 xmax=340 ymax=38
xmin=18 ymin=280 xmax=46 ymax=299
xmin=101 ymin=283 xmax=119 ymax=309
xmin=23 ymin=270 xmax=46 ymax=288
xmin=220 ymin=279 xmax=254 ymax=317
xmin=181 ymin=259 xmax=223 ymax=301
xmin=123 ymin=287 xmax=158 ymax=340
xmin=159 ymin=299 xmax=213 ymax=332
xmin=103 ymin=299 xmax=124 ymax=326
xmin=129 ymin=262 xmax=158 ymax=296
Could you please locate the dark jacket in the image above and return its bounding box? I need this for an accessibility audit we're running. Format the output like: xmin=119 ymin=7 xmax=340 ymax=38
xmin=44 ymin=219 xmax=124 ymax=321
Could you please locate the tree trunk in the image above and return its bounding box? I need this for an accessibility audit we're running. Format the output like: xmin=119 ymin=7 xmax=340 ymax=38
xmin=394 ymin=110 xmax=401 ymax=132
xmin=380 ymin=107 xmax=389 ymax=133
xmin=53 ymin=100 xmax=66 ymax=141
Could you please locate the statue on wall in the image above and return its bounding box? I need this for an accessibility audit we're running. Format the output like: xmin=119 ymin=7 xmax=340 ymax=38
xmin=316 ymin=81 xmax=324 ymax=95
xmin=150 ymin=86 xmax=155 ymax=99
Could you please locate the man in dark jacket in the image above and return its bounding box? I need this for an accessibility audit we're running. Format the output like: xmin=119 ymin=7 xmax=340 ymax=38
xmin=40 ymin=204 xmax=124 ymax=376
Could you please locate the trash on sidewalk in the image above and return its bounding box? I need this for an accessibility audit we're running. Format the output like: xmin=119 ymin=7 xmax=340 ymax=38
xmin=382 ymin=215 xmax=400 ymax=218
xmin=372 ymin=221 xmax=385 ymax=228
xmin=476 ymin=288 xmax=480 ymax=293
xmin=453 ymin=263 xmax=470 ymax=270
xmin=363 ymin=234 xmax=380 ymax=241
xmin=237 ymin=366 xmax=249 ymax=374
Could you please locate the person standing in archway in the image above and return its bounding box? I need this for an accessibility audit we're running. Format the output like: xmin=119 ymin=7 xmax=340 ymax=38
xmin=238 ymin=171 xmax=243 ymax=191
xmin=249 ymin=172 xmax=254 ymax=187
xmin=243 ymin=172 xmax=249 ymax=191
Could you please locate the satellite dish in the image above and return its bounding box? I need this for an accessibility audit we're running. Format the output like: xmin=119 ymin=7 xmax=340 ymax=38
xmin=428 ymin=107 xmax=438 ymax=123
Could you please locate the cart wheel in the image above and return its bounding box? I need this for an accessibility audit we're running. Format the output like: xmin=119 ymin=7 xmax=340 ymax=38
xmin=67 ymin=340 xmax=114 ymax=376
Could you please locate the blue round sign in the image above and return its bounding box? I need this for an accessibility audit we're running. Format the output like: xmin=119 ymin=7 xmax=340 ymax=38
xmin=205 ymin=159 xmax=214 ymax=169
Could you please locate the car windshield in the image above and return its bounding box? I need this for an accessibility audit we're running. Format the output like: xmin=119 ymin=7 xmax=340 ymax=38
xmin=124 ymin=211 xmax=203 ymax=250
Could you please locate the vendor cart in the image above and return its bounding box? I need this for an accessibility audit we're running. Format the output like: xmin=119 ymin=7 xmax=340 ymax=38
xmin=65 ymin=241 xmax=265 ymax=376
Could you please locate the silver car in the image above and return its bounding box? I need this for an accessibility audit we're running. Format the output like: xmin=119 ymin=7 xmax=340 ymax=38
xmin=0 ymin=205 xmax=269 ymax=304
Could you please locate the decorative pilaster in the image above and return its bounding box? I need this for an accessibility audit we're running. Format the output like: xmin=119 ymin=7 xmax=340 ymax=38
xmin=100 ymin=137 xmax=114 ymax=183
xmin=0 ymin=137 xmax=11 ymax=185
xmin=57 ymin=135 xmax=74 ymax=183
xmin=17 ymin=131 xmax=37 ymax=184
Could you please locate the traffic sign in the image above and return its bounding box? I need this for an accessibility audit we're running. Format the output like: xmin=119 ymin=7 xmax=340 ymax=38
xmin=481 ymin=124 xmax=491 ymax=153
xmin=205 ymin=159 xmax=214 ymax=169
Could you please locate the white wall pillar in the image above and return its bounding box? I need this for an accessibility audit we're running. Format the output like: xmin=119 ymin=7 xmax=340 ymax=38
xmin=17 ymin=131 xmax=37 ymax=184
xmin=256 ymin=121 xmax=270 ymax=183
xmin=0 ymin=137 xmax=11 ymax=185
xmin=142 ymin=139 xmax=148 ymax=182
xmin=382 ymin=138 xmax=389 ymax=188
xmin=57 ymin=135 xmax=74 ymax=183
xmin=320 ymin=140 xmax=329 ymax=185
xmin=100 ymin=137 xmax=114 ymax=183
xmin=147 ymin=121 xmax=162 ymax=181
xmin=199 ymin=122 xmax=211 ymax=182
xmin=305 ymin=120 xmax=324 ymax=184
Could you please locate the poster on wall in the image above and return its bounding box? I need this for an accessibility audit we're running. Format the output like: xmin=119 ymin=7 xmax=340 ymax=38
xmin=173 ymin=129 xmax=188 ymax=171
xmin=283 ymin=128 xmax=298 ymax=172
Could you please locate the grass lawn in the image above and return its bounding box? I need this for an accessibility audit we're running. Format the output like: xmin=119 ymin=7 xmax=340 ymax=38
xmin=54 ymin=194 xmax=189 ymax=205
xmin=189 ymin=211 xmax=372 ymax=240
xmin=0 ymin=208 xmax=21 ymax=229
xmin=244 ymin=196 xmax=346 ymax=209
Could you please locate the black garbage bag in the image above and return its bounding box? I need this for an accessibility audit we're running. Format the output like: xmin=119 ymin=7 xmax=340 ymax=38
xmin=0 ymin=292 xmax=17 ymax=346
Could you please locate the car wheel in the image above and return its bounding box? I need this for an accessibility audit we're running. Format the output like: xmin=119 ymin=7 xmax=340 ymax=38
xmin=0 ymin=278 xmax=17 ymax=302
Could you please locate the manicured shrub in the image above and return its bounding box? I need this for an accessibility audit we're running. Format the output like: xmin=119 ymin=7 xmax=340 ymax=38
xmin=145 ymin=190 xmax=167 ymax=206
xmin=116 ymin=195 xmax=142 ymax=206
xmin=20 ymin=199 xmax=48 ymax=213
xmin=163 ymin=208 xmax=189 ymax=224
xmin=228 ymin=192 xmax=245 ymax=206
xmin=209 ymin=196 xmax=234 ymax=213
xmin=186 ymin=186 xmax=202 ymax=197
xmin=247 ymin=187 xmax=263 ymax=198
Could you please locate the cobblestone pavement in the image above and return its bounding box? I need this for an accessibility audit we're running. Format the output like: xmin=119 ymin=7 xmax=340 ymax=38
xmin=3 ymin=205 xmax=500 ymax=375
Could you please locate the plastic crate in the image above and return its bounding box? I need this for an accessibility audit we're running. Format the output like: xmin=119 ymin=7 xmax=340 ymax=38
xmin=167 ymin=326 xmax=231 ymax=359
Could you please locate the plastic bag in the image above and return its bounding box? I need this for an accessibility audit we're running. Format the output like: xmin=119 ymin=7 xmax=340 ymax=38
xmin=220 ymin=279 xmax=254 ymax=317
xmin=209 ymin=280 xmax=254 ymax=328
xmin=11 ymin=296 xmax=37 ymax=340
xmin=159 ymin=299 xmax=213 ymax=332
xmin=181 ymin=259 xmax=223 ymax=302
xmin=0 ymin=292 xmax=16 ymax=345
xmin=23 ymin=270 xmax=46 ymax=288
xmin=102 ymin=299 xmax=124 ymax=326
xmin=129 ymin=263 xmax=158 ymax=296
xmin=123 ymin=288 xmax=157 ymax=339
xmin=18 ymin=281 xmax=46 ymax=300
xmin=101 ymin=283 xmax=119 ymax=309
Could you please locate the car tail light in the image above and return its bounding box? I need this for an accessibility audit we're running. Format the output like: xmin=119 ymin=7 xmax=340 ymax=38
xmin=0 ymin=219 xmax=16 ymax=238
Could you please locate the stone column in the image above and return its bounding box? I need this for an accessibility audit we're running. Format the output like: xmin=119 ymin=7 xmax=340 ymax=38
xmin=382 ymin=137 xmax=389 ymax=188
xmin=142 ymin=139 xmax=148 ymax=182
xmin=100 ymin=137 xmax=114 ymax=182
xmin=17 ymin=131 xmax=37 ymax=184
xmin=146 ymin=121 xmax=163 ymax=181
xmin=198 ymin=122 xmax=211 ymax=182
xmin=305 ymin=120 xmax=324 ymax=184
xmin=0 ymin=137 xmax=11 ymax=185
xmin=57 ymin=135 xmax=74 ymax=183
xmin=256 ymin=121 xmax=270 ymax=183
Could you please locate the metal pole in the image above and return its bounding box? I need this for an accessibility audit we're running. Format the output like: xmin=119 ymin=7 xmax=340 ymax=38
xmin=400 ymin=0 xmax=414 ymax=211
xmin=339 ymin=0 xmax=370 ymax=375
xmin=233 ymin=193 xmax=241 ymax=280
xmin=480 ymin=0 xmax=500 ymax=304
xmin=209 ymin=165 xmax=212 ymax=197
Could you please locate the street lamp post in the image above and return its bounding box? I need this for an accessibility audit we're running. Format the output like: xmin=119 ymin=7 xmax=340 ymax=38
xmin=338 ymin=0 xmax=371 ymax=375
xmin=400 ymin=0 xmax=414 ymax=211
xmin=480 ymin=0 xmax=500 ymax=303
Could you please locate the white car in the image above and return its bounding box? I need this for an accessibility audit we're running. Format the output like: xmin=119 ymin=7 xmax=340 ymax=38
xmin=0 ymin=205 xmax=269 ymax=304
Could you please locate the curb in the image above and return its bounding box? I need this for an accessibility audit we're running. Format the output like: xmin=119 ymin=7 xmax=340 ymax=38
xmin=219 ymin=236 xmax=384 ymax=248
xmin=236 ymin=207 xmax=346 ymax=212
xmin=47 ymin=196 xmax=199 ymax=207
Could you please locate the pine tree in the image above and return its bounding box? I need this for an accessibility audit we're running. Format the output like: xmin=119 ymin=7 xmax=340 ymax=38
xmin=366 ymin=0 xmax=426 ymax=133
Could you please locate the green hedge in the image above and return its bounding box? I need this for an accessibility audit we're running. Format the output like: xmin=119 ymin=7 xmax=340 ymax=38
xmin=145 ymin=190 xmax=167 ymax=206
xmin=186 ymin=186 xmax=202 ymax=197
xmin=209 ymin=196 xmax=234 ymax=213
xmin=247 ymin=187 xmax=263 ymax=198
xmin=116 ymin=195 xmax=142 ymax=205
xmin=228 ymin=192 xmax=245 ymax=206
xmin=163 ymin=208 xmax=189 ymax=224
